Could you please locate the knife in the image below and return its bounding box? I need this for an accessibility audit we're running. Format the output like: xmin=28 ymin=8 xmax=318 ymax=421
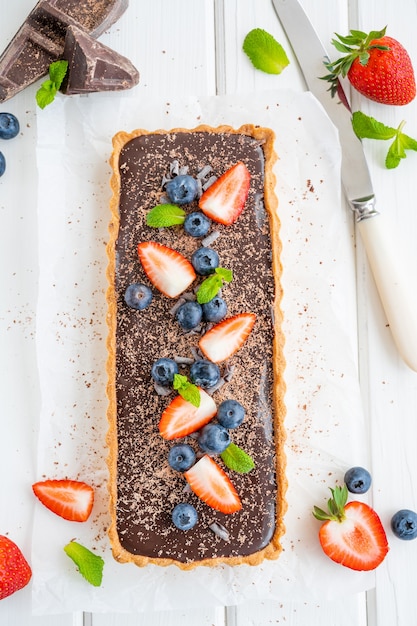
xmin=272 ymin=0 xmax=417 ymax=372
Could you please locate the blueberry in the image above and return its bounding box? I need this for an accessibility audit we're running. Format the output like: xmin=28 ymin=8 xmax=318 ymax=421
xmin=168 ymin=444 xmax=196 ymax=472
xmin=176 ymin=301 xmax=203 ymax=330
xmin=0 ymin=113 xmax=19 ymax=140
xmin=344 ymin=466 xmax=372 ymax=494
xmin=391 ymin=509 xmax=417 ymax=540
xmin=202 ymin=296 xmax=227 ymax=323
xmin=198 ymin=423 xmax=231 ymax=454
xmin=190 ymin=359 xmax=221 ymax=389
xmin=166 ymin=175 xmax=198 ymax=205
xmin=172 ymin=502 xmax=198 ymax=531
xmin=151 ymin=357 xmax=179 ymax=386
xmin=0 ymin=151 xmax=5 ymax=177
xmin=191 ymin=247 xmax=219 ymax=276
xmin=217 ymin=399 xmax=246 ymax=429
xmin=184 ymin=212 xmax=211 ymax=237
xmin=124 ymin=283 xmax=153 ymax=310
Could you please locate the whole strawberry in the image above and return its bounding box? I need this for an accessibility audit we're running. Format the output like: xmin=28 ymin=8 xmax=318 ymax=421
xmin=0 ymin=535 xmax=32 ymax=600
xmin=323 ymin=27 xmax=416 ymax=105
xmin=313 ymin=485 xmax=389 ymax=571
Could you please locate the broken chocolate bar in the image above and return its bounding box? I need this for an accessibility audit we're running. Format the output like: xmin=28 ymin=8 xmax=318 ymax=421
xmin=0 ymin=0 xmax=129 ymax=102
xmin=61 ymin=25 xmax=139 ymax=94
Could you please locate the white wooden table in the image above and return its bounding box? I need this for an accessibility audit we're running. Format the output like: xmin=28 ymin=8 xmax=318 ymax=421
xmin=1 ymin=1 xmax=417 ymax=624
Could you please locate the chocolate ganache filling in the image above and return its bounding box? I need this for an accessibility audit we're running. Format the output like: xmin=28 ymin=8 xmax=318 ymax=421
xmin=113 ymin=130 xmax=280 ymax=564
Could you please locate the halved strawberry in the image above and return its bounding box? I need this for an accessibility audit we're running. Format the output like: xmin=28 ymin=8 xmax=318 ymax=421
xmin=32 ymin=479 xmax=94 ymax=522
xmin=198 ymin=312 xmax=256 ymax=363
xmin=159 ymin=388 xmax=217 ymax=440
xmin=184 ymin=455 xmax=242 ymax=514
xmin=313 ymin=485 xmax=389 ymax=571
xmin=199 ymin=161 xmax=250 ymax=225
xmin=137 ymin=241 xmax=196 ymax=298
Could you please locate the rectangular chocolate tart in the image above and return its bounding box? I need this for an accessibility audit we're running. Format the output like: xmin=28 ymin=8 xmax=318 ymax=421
xmin=106 ymin=125 xmax=287 ymax=569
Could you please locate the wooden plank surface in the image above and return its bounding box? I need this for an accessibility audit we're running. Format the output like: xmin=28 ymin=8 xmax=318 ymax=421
xmin=1 ymin=0 xmax=417 ymax=624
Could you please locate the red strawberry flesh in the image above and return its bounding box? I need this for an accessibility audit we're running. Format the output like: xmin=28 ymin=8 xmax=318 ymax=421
xmin=0 ymin=535 xmax=32 ymax=600
xmin=199 ymin=312 xmax=256 ymax=363
xmin=32 ymin=479 xmax=94 ymax=522
xmin=137 ymin=241 xmax=196 ymax=298
xmin=314 ymin=486 xmax=389 ymax=571
xmin=184 ymin=455 xmax=242 ymax=514
xmin=199 ymin=161 xmax=250 ymax=225
xmin=159 ymin=388 xmax=217 ymax=440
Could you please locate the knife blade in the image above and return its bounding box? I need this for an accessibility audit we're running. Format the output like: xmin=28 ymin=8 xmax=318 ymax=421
xmin=272 ymin=0 xmax=417 ymax=372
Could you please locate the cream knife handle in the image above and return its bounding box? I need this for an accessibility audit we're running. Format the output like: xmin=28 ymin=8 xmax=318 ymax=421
xmin=357 ymin=213 xmax=417 ymax=372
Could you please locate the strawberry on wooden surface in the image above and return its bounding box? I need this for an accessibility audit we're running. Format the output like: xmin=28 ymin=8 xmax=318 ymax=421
xmin=184 ymin=454 xmax=242 ymax=514
xmin=137 ymin=241 xmax=196 ymax=298
xmin=313 ymin=485 xmax=389 ymax=571
xmin=324 ymin=27 xmax=416 ymax=105
xmin=32 ymin=479 xmax=94 ymax=522
xmin=159 ymin=388 xmax=217 ymax=440
xmin=0 ymin=536 xmax=32 ymax=600
xmin=198 ymin=312 xmax=256 ymax=363
xmin=199 ymin=161 xmax=250 ymax=225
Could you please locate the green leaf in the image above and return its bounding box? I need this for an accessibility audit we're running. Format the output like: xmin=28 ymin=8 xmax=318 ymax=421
xmin=196 ymin=267 xmax=233 ymax=304
xmin=312 ymin=485 xmax=347 ymax=523
xmin=220 ymin=442 xmax=255 ymax=474
xmin=243 ymin=28 xmax=289 ymax=75
xmin=36 ymin=60 xmax=68 ymax=109
xmin=215 ymin=267 xmax=233 ymax=283
xmin=196 ymin=274 xmax=222 ymax=304
xmin=146 ymin=204 xmax=186 ymax=227
xmin=63 ymin=541 xmax=104 ymax=587
xmin=36 ymin=81 xmax=57 ymax=109
xmin=352 ymin=111 xmax=397 ymax=140
xmin=48 ymin=60 xmax=69 ymax=89
xmin=352 ymin=113 xmax=417 ymax=169
xmin=173 ymin=373 xmax=200 ymax=407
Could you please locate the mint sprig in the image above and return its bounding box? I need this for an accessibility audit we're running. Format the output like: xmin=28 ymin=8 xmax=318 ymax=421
xmin=220 ymin=442 xmax=255 ymax=474
xmin=146 ymin=204 xmax=186 ymax=227
xmin=196 ymin=267 xmax=233 ymax=304
xmin=243 ymin=28 xmax=289 ymax=75
xmin=63 ymin=541 xmax=104 ymax=587
xmin=352 ymin=111 xmax=417 ymax=169
xmin=173 ymin=373 xmax=200 ymax=407
xmin=36 ymin=60 xmax=68 ymax=109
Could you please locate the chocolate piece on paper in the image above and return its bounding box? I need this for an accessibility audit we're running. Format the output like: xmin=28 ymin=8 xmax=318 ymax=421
xmin=61 ymin=25 xmax=139 ymax=94
xmin=0 ymin=0 xmax=129 ymax=102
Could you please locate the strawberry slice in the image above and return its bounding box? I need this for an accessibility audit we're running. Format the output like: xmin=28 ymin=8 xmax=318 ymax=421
xmin=137 ymin=241 xmax=196 ymax=298
xmin=32 ymin=479 xmax=94 ymax=522
xmin=313 ymin=485 xmax=389 ymax=571
xmin=184 ymin=455 xmax=242 ymax=514
xmin=198 ymin=313 xmax=256 ymax=363
xmin=159 ymin=388 xmax=217 ymax=440
xmin=198 ymin=161 xmax=250 ymax=225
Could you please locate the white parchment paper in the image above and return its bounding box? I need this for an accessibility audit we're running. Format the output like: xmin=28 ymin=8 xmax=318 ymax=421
xmin=33 ymin=90 xmax=373 ymax=614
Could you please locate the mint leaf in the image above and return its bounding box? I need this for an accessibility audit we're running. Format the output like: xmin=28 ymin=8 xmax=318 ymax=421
xmin=36 ymin=80 xmax=57 ymax=109
xmin=197 ymin=274 xmax=222 ymax=304
xmin=49 ymin=60 xmax=69 ymax=89
xmin=352 ymin=111 xmax=397 ymax=140
xmin=352 ymin=112 xmax=417 ymax=169
xmin=36 ymin=60 xmax=68 ymax=109
xmin=173 ymin=373 xmax=200 ymax=407
xmin=146 ymin=204 xmax=186 ymax=227
xmin=196 ymin=267 xmax=233 ymax=304
xmin=243 ymin=28 xmax=289 ymax=75
xmin=63 ymin=541 xmax=104 ymax=587
xmin=220 ymin=442 xmax=255 ymax=474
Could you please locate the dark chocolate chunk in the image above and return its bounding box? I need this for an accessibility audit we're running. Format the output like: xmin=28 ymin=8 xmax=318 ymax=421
xmin=0 ymin=0 xmax=129 ymax=102
xmin=61 ymin=25 xmax=139 ymax=94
